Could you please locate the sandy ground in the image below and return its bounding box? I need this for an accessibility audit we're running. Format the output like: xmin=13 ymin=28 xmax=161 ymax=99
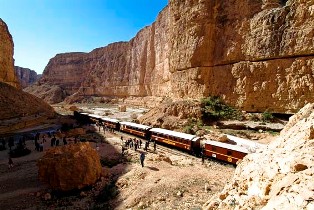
xmin=0 ymin=127 xmax=235 ymax=210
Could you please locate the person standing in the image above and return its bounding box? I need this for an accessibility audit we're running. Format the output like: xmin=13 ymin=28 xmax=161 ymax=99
xmin=153 ymin=141 xmax=157 ymax=152
xmin=8 ymin=156 xmax=13 ymax=169
xmin=140 ymin=152 xmax=145 ymax=167
xmin=63 ymin=137 xmax=67 ymax=145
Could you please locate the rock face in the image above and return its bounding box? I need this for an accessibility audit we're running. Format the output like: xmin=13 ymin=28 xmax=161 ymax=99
xmin=0 ymin=19 xmax=55 ymax=134
xmin=37 ymin=142 xmax=102 ymax=191
xmin=14 ymin=66 xmax=41 ymax=88
xmin=24 ymin=83 xmax=66 ymax=104
xmin=139 ymin=99 xmax=202 ymax=130
xmin=34 ymin=0 xmax=314 ymax=113
xmin=0 ymin=18 xmax=20 ymax=88
xmin=0 ymin=82 xmax=54 ymax=120
xmin=204 ymin=103 xmax=314 ymax=209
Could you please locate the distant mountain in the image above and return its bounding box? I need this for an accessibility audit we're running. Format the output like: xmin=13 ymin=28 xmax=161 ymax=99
xmin=14 ymin=66 xmax=41 ymax=88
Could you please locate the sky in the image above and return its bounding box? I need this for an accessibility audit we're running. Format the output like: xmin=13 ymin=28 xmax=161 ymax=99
xmin=0 ymin=0 xmax=168 ymax=74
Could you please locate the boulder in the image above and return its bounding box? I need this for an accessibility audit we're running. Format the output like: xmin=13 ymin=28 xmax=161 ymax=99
xmin=37 ymin=142 xmax=102 ymax=191
xmin=119 ymin=105 xmax=127 ymax=112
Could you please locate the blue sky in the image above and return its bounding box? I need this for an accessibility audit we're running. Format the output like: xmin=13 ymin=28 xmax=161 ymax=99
xmin=0 ymin=0 xmax=168 ymax=74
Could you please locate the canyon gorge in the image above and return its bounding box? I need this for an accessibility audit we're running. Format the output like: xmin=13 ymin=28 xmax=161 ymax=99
xmin=26 ymin=0 xmax=314 ymax=114
xmin=15 ymin=66 xmax=41 ymax=88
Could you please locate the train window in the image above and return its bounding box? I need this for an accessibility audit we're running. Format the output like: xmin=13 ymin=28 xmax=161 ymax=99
xmin=227 ymin=151 xmax=232 ymax=155
xmin=212 ymin=146 xmax=216 ymax=151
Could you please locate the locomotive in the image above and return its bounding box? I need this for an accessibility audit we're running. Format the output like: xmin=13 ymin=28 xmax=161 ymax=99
xmin=74 ymin=111 xmax=264 ymax=164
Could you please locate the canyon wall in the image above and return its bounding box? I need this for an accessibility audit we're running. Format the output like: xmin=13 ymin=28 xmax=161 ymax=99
xmin=15 ymin=66 xmax=41 ymax=88
xmin=35 ymin=0 xmax=314 ymax=113
xmin=0 ymin=19 xmax=20 ymax=89
xmin=0 ymin=19 xmax=55 ymax=134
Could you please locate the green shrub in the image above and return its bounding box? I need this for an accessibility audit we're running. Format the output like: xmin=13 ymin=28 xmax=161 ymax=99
xmin=262 ymin=110 xmax=274 ymax=122
xmin=201 ymin=96 xmax=240 ymax=121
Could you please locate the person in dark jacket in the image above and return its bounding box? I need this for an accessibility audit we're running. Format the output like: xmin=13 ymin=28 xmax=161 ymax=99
xmin=140 ymin=152 xmax=145 ymax=167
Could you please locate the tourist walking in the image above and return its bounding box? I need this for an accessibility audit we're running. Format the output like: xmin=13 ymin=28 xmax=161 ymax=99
xmin=140 ymin=152 xmax=145 ymax=167
xmin=8 ymin=155 xmax=13 ymax=169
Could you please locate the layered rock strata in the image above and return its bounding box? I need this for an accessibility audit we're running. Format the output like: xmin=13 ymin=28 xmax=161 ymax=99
xmin=0 ymin=19 xmax=19 ymax=88
xmin=15 ymin=66 xmax=41 ymax=88
xmin=35 ymin=0 xmax=314 ymax=113
xmin=204 ymin=103 xmax=314 ymax=209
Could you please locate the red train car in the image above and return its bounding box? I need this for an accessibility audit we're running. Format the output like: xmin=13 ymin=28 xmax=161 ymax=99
xmin=204 ymin=140 xmax=249 ymax=164
xmin=119 ymin=121 xmax=151 ymax=138
xmin=101 ymin=117 xmax=120 ymax=130
xmin=149 ymin=128 xmax=201 ymax=153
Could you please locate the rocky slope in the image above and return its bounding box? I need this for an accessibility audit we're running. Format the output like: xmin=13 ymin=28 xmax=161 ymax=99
xmin=0 ymin=19 xmax=20 ymax=89
xmin=32 ymin=0 xmax=314 ymax=113
xmin=15 ymin=66 xmax=41 ymax=88
xmin=204 ymin=103 xmax=314 ymax=209
xmin=0 ymin=82 xmax=54 ymax=120
xmin=0 ymin=19 xmax=55 ymax=134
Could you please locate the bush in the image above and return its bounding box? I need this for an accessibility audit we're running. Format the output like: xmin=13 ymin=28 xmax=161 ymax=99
xmin=262 ymin=110 xmax=274 ymax=122
xmin=201 ymin=96 xmax=240 ymax=122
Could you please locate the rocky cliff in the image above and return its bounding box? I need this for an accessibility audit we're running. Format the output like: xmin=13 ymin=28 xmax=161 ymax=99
xmin=15 ymin=66 xmax=41 ymax=88
xmin=0 ymin=19 xmax=20 ymax=88
xmin=34 ymin=0 xmax=314 ymax=113
xmin=204 ymin=103 xmax=314 ymax=209
xmin=0 ymin=19 xmax=55 ymax=134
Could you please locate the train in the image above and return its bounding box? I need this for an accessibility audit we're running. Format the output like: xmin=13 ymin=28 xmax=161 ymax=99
xmin=74 ymin=111 xmax=264 ymax=164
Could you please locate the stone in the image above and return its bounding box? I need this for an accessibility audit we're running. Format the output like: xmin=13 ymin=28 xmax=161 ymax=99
xmin=217 ymin=135 xmax=229 ymax=142
xmin=0 ymin=19 xmax=20 ymax=89
xmin=37 ymin=142 xmax=102 ymax=191
xmin=177 ymin=191 xmax=183 ymax=197
xmin=24 ymin=83 xmax=66 ymax=104
xmin=0 ymin=82 xmax=55 ymax=134
xmin=28 ymin=0 xmax=314 ymax=114
xmin=14 ymin=66 xmax=41 ymax=88
xmin=119 ymin=105 xmax=127 ymax=112
xmin=43 ymin=193 xmax=51 ymax=201
xmin=204 ymin=103 xmax=314 ymax=209
xmin=138 ymin=201 xmax=145 ymax=209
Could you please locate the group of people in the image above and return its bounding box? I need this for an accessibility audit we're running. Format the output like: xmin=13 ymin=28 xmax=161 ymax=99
xmin=34 ymin=131 xmax=73 ymax=152
xmin=122 ymin=137 xmax=143 ymax=152
xmin=120 ymin=136 xmax=157 ymax=167
xmin=96 ymin=122 xmax=115 ymax=134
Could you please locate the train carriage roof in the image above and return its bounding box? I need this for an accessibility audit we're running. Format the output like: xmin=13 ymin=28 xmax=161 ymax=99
xmin=150 ymin=128 xmax=200 ymax=141
xmin=79 ymin=112 xmax=90 ymax=116
xmin=204 ymin=139 xmax=252 ymax=154
xmin=120 ymin=121 xmax=151 ymax=130
xmin=88 ymin=114 xmax=103 ymax=119
xmin=101 ymin=117 xmax=120 ymax=123
xmin=226 ymin=134 xmax=265 ymax=149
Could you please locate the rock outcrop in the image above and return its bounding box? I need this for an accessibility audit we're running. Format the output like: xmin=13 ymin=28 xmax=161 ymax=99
xmin=0 ymin=19 xmax=55 ymax=134
xmin=0 ymin=19 xmax=20 ymax=88
xmin=37 ymin=142 xmax=102 ymax=191
xmin=24 ymin=83 xmax=66 ymax=104
xmin=204 ymin=103 xmax=314 ymax=209
xmin=15 ymin=66 xmax=41 ymax=88
xmin=33 ymin=0 xmax=314 ymax=113
xmin=138 ymin=99 xmax=202 ymax=130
